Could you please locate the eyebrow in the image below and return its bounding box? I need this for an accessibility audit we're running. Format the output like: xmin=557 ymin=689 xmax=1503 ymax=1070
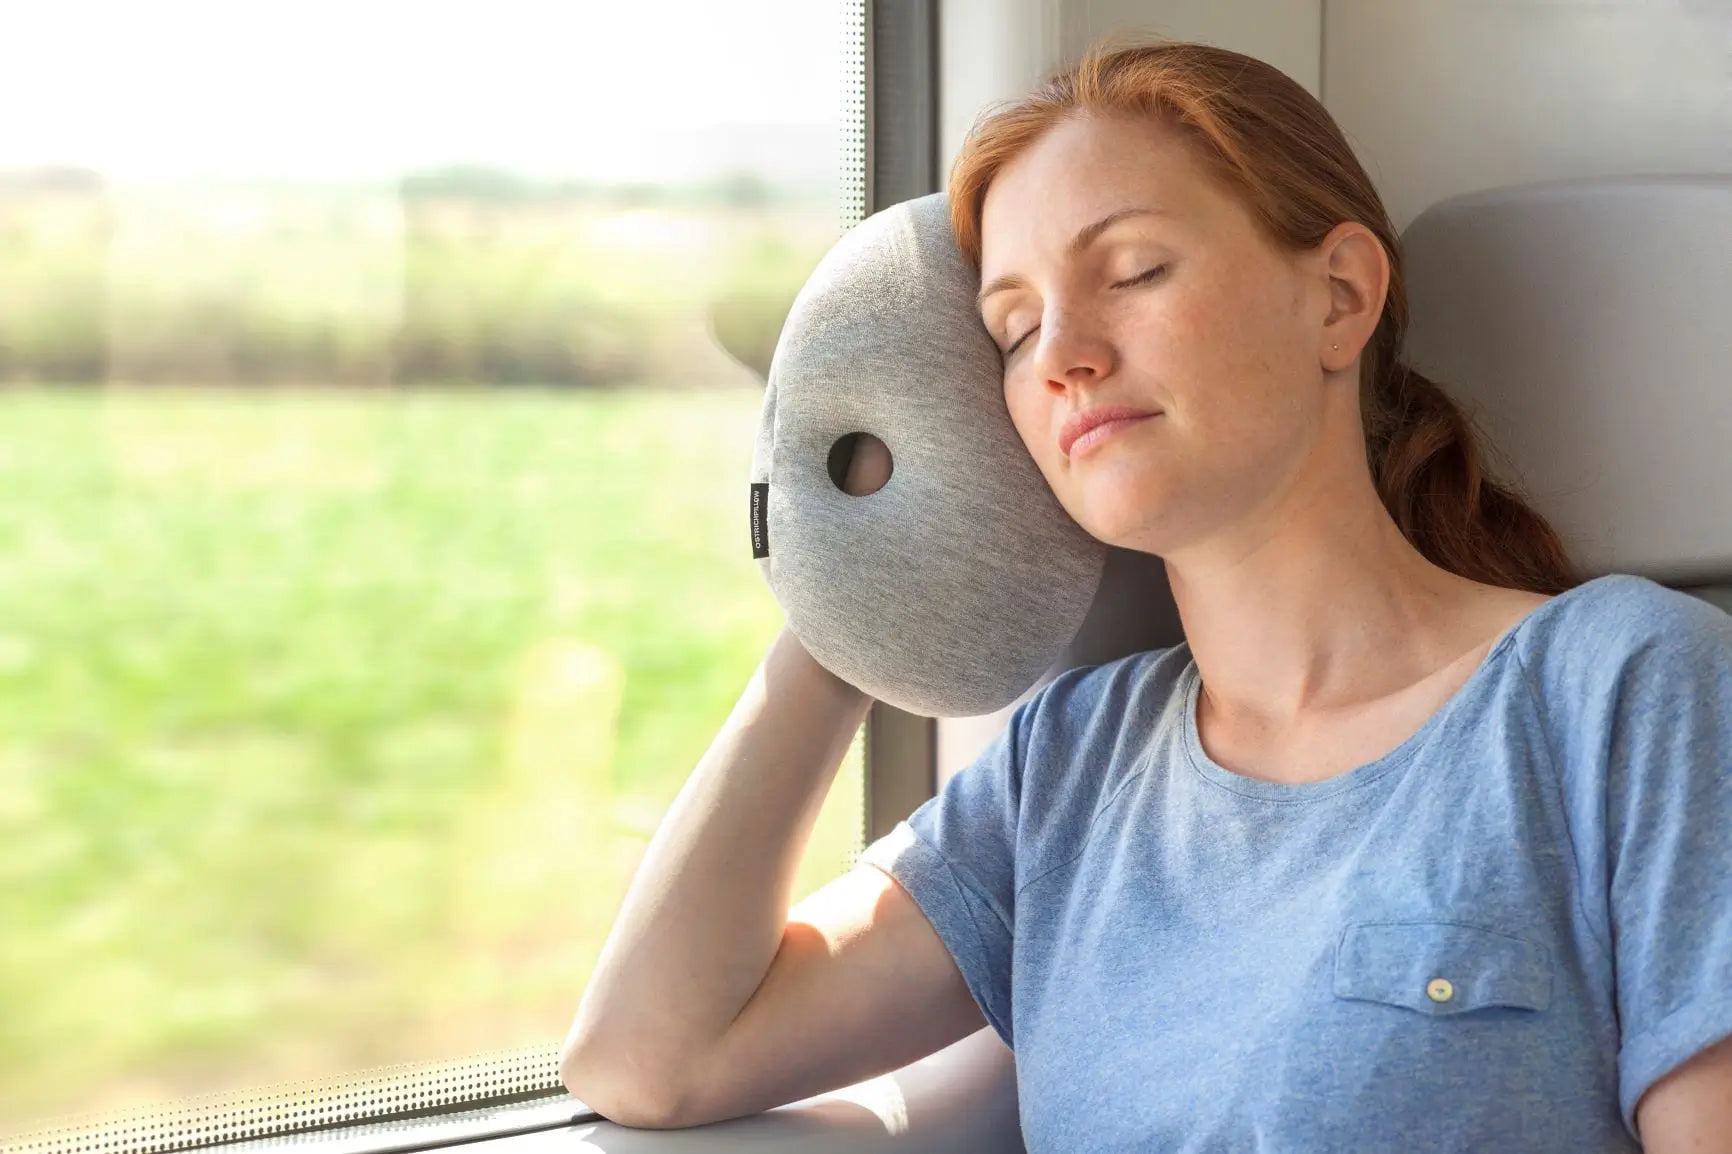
xmin=975 ymin=207 xmax=1166 ymax=308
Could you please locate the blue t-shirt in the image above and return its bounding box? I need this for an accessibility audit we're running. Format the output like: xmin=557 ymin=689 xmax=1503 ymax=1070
xmin=858 ymin=573 xmax=1732 ymax=1152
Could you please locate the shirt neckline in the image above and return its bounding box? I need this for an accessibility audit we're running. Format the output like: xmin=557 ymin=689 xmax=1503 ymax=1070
xmin=1178 ymin=575 xmax=1615 ymax=802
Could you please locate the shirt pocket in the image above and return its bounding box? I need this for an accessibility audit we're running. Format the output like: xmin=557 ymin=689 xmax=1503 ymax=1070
xmin=1333 ymin=920 xmax=1554 ymax=1017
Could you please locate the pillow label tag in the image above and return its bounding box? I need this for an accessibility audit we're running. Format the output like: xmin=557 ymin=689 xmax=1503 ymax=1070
xmin=750 ymin=482 xmax=770 ymax=558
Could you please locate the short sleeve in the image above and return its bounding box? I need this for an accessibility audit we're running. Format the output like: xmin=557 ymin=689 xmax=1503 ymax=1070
xmin=1591 ymin=593 xmax=1732 ymax=1136
xmin=856 ymin=695 xmax=1037 ymax=1048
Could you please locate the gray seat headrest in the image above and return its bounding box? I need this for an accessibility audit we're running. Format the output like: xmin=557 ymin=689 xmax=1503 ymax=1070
xmin=1402 ymin=175 xmax=1732 ymax=583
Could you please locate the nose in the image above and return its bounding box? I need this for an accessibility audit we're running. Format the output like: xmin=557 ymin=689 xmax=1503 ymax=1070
xmin=1029 ymin=308 xmax=1116 ymax=394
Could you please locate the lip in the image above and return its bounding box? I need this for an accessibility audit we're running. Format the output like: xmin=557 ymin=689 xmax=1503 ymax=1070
xmin=1060 ymin=405 xmax=1161 ymax=457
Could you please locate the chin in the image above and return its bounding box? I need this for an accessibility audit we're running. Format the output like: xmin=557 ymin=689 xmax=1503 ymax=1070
xmin=1068 ymin=471 xmax=1180 ymax=551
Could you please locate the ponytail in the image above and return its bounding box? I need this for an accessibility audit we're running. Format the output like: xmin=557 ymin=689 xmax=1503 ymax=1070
xmin=1366 ymin=361 xmax=1581 ymax=594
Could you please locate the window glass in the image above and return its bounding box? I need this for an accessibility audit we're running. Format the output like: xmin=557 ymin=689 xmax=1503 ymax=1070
xmin=0 ymin=0 xmax=861 ymax=1131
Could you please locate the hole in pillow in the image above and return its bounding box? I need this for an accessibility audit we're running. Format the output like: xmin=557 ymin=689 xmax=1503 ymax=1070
xmin=827 ymin=432 xmax=892 ymax=495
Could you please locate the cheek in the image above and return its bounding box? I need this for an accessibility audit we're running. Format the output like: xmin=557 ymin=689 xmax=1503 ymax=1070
xmin=1154 ymin=265 xmax=1309 ymax=431
xmin=1002 ymin=380 xmax=1047 ymax=461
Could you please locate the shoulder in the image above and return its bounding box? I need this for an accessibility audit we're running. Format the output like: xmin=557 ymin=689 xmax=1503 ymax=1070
xmin=1513 ymin=572 xmax=1732 ymax=692
xmin=1020 ymin=644 xmax=1191 ymax=743
xmin=1011 ymin=643 xmax=1191 ymax=821
xmin=1510 ymin=573 xmax=1732 ymax=781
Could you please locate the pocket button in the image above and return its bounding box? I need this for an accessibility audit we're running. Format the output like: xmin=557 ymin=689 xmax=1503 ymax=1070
xmin=1333 ymin=920 xmax=1553 ymax=1015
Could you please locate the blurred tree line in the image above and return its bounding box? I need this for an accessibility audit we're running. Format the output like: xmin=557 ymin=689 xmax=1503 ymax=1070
xmin=0 ymin=165 xmax=827 ymax=389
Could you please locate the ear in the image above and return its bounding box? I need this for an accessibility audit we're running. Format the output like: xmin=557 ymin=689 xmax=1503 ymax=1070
xmin=1315 ymin=221 xmax=1389 ymax=374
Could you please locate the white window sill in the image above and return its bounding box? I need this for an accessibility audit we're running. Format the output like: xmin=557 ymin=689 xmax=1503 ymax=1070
xmin=232 ymin=1028 xmax=1022 ymax=1154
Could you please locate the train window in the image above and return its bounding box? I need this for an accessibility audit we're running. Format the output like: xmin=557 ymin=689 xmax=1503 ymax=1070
xmin=0 ymin=0 xmax=863 ymax=1142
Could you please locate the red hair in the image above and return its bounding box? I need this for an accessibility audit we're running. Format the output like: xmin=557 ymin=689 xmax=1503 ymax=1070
xmin=949 ymin=36 xmax=1581 ymax=595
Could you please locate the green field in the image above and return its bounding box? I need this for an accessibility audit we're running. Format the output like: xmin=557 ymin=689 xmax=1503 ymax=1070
xmin=0 ymin=386 xmax=865 ymax=1127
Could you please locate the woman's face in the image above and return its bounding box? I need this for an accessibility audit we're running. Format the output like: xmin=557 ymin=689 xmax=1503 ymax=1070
xmin=978 ymin=113 xmax=1344 ymax=558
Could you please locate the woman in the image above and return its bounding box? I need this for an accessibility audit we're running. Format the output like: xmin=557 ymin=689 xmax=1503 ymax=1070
xmin=560 ymin=39 xmax=1732 ymax=1151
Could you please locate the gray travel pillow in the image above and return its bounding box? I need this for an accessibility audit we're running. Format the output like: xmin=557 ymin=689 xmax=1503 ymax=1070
xmin=749 ymin=192 xmax=1108 ymax=718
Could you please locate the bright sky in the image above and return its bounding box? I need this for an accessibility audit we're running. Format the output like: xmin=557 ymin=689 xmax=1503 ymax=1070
xmin=0 ymin=0 xmax=842 ymax=183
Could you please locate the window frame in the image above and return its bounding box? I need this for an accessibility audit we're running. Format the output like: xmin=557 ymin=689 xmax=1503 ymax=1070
xmin=860 ymin=0 xmax=942 ymax=845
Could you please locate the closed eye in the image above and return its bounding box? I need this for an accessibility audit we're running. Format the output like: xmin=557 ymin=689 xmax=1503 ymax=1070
xmin=1116 ymin=264 xmax=1169 ymax=290
xmin=1000 ymin=265 xmax=1169 ymax=360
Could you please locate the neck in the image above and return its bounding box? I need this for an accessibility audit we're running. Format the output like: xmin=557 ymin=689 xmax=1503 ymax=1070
xmin=1161 ymin=453 xmax=1485 ymax=727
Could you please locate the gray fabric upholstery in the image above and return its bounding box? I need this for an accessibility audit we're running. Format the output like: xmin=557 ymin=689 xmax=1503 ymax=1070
xmin=750 ymin=192 xmax=1107 ymax=717
xmin=1401 ymin=175 xmax=1732 ymax=584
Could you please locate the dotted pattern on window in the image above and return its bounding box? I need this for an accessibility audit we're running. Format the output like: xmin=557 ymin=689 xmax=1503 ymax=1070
xmin=2 ymin=1044 xmax=563 ymax=1154
xmin=841 ymin=0 xmax=869 ymax=229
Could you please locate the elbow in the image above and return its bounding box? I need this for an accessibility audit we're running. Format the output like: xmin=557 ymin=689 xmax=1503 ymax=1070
xmin=560 ymin=1037 xmax=696 ymax=1130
